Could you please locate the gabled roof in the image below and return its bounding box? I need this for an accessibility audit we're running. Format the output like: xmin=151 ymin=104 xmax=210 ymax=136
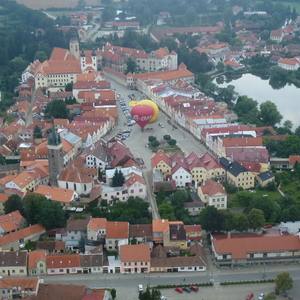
xmin=120 ymin=244 xmax=150 ymax=262
xmin=152 ymin=219 xmax=169 ymax=233
xmin=67 ymin=217 xmax=90 ymax=232
xmin=129 ymin=224 xmax=152 ymax=239
xmin=0 ymin=210 xmax=24 ymax=233
xmin=199 ymin=179 xmax=226 ymax=196
xmin=35 ymin=185 xmax=76 ymax=204
xmin=87 ymin=218 xmax=107 ymax=231
xmin=212 ymin=234 xmax=300 ymax=260
xmin=219 ymin=157 xmax=247 ymax=177
xmin=151 ymin=150 xmax=171 ymax=168
xmin=46 ymin=254 xmax=81 ymax=269
xmin=0 ymin=277 xmax=39 ymax=290
xmin=28 ymin=250 xmax=47 ymax=269
xmin=0 ymin=224 xmax=45 ymax=247
xmin=125 ymin=173 xmax=145 ymax=187
xmin=258 ymin=171 xmax=274 ymax=182
xmin=106 ymin=221 xmax=129 ymax=239
xmin=0 ymin=251 xmax=27 ymax=267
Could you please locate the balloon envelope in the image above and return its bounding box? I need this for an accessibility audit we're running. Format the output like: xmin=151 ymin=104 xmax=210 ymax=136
xmin=130 ymin=105 xmax=154 ymax=129
xmin=129 ymin=100 xmax=159 ymax=123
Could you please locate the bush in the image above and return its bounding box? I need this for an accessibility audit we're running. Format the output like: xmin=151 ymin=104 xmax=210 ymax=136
xmin=220 ymin=279 xmax=274 ymax=286
xmin=154 ymin=282 xmax=213 ymax=289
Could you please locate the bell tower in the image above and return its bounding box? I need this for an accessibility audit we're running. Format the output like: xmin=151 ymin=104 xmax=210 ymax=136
xmin=69 ymin=38 xmax=80 ymax=59
xmin=47 ymin=127 xmax=64 ymax=186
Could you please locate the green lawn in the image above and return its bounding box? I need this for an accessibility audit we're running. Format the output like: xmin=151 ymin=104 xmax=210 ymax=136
xmin=280 ymin=1 xmax=300 ymax=13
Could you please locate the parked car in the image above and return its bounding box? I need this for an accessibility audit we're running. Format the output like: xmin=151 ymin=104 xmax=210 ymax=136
xmin=138 ymin=284 xmax=143 ymax=293
xmin=258 ymin=293 xmax=264 ymax=300
xmin=245 ymin=292 xmax=254 ymax=300
xmin=190 ymin=286 xmax=199 ymax=292
xmin=175 ymin=287 xmax=183 ymax=294
xmin=183 ymin=287 xmax=191 ymax=293
xmin=160 ymin=296 xmax=167 ymax=300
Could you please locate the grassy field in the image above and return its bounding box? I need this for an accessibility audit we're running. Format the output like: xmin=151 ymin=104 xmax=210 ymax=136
xmin=280 ymin=1 xmax=300 ymax=13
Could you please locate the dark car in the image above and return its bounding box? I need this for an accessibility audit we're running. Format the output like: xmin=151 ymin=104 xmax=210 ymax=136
xmin=183 ymin=287 xmax=191 ymax=293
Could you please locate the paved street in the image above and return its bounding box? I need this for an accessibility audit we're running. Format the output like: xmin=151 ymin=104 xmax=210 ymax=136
xmin=41 ymin=265 xmax=300 ymax=300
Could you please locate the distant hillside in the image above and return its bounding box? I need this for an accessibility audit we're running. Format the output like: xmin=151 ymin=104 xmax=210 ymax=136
xmin=16 ymin=0 xmax=101 ymax=10
xmin=0 ymin=0 xmax=70 ymax=111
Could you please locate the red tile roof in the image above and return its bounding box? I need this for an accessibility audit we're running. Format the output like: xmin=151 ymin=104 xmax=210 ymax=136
xmin=35 ymin=185 xmax=76 ymax=204
xmin=28 ymin=250 xmax=47 ymax=269
xmin=106 ymin=221 xmax=129 ymax=239
xmin=223 ymin=137 xmax=263 ymax=148
xmin=0 ymin=224 xmax=45 ymax=247
xmin=46 ymin=254 xmax=80 ymax=269
xmin=0 ymin=277 xmax=39 ymax=290
xmin=200 ymin=179 xmax=226 ymax=196
xmin=120 ymin=244 xmax=150 ymax=262
xmin=0 ymin=210 xmax=24 ymax=233
xmin=289 ymin=155 xmax=300 ymax=167
xmin=88 ymin=218 xmax=107 ymax=231
xmin=212 ymin=234 xmax=300 ymax=260
xmin=151 ymin=151 xmax=171 ymax=168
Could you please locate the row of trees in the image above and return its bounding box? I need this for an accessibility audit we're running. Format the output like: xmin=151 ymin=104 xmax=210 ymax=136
xmin=4 ymin=194 xmax=66 ymax=230
xmin=90 ymin=197 xmax=151 ymax=224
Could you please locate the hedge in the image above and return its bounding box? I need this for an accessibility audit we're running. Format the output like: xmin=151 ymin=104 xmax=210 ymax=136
xmin=154 ymin=282 xmax=213 ymax=289
xmin=220 ymin=279 xmax=274 ymax=286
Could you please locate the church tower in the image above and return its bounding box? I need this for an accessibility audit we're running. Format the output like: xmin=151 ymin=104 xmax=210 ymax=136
xmin=47 ymin=127 xmax=64 ymax=186
xmin=69 ymin=38 xmax=80 ymax=59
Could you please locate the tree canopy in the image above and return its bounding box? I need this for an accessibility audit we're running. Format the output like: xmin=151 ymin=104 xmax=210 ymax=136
xmin=275 ymin=272 xmax=293 ymax=295
xmin=111 ymin=170 xmax=125 ymax=187
xmin=44 ymin=100 xmax=69 ymax=119
xmin=4 ymin=194 xmax=23 ymax=215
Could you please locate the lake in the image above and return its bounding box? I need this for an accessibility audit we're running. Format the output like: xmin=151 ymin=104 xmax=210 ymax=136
xmin=216 ymin=73 xmax=300 ymax=127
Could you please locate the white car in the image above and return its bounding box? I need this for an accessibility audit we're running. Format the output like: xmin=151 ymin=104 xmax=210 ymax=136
xmin=138 ymin=284 xmax=143 ymax=292
xmin=258 ymin=293 xmax=264 ymax=300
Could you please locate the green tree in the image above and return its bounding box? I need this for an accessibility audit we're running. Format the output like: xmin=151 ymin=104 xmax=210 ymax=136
xmin=4 ymin=194 xmax=23 ymax=214
xmin=65 ymin=82 xmax=73 ymax=92
xmin=45 ymin=100 xmax=69 ymax=119
xmin=233 ymin=213 xmax=249 ymax=231
xmin=23 ymin=193 xmax=66 ymax=230
xmin=295 ymin=126 xmax=300 ymax=136
xmin=111 ymin=288 xmax=117 ymax=300
xmin=34 ymin=50 xmax=48 ymax=62
xmin=111 ymin=169 xmax=125 ymax=187
xmin=260 ymin=101 xmax=282 ymax=126
xmin=199 ymin=206 xmax=224 ymax=232
xmin=33 ymin=125 xmax=42 ymax=139
xmin=126 ymin=57 xmax=138 ymax=74
xmin=247 ymin=208 xmax=265 ymax=230
xmin=275 ymin=272 xmax=293 ymax=295
xmin=168 ymin=139 xmax=177 ymax=146
xmin=163 ymin=135 xmax=171 ymax=141
xmin=159 ymin=202 xmax=175 ymax=220
xmin=139 ymin=287 xmax=161 ymax=300
xmin=234 ymin=96 xmax=259 ymax=124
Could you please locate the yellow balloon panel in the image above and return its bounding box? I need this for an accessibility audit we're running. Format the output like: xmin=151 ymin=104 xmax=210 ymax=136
xmin=129 ymin=99 xmax=159 ymax=123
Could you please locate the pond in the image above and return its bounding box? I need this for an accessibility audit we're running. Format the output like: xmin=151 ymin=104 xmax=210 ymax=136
xmin=216 ymin=73 xmax=300 ymax=127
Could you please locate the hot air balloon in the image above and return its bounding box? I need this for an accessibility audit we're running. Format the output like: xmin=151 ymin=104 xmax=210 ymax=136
xmin=130 ymin=105 xmax=154 ymax=129
xmin=129 ymin=100 xmax=159 ymax=123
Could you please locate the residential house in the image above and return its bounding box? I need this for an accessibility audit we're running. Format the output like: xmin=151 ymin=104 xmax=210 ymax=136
xmin=35 ymin=185 xmax=79 ymax=207
xmin=278 ymin=57 xmax=300 ymax=71
xmin=198 ymin=179 xmax=227 ymax=209
xmin=0 ymin=211 xmax=25 ymax=236
xmin=211 ymin=234 xmax=300 ymax=266
xmin=46 ymin=254 xmax=81 ymax=275
xmin=257 ymin=171 xmax=275 ymax=188
xmin=87 ymin=218 xmax=107 ymax=242
xmin=80 ymin=254 xmax=104 ymax=274
xmin=152 ymin=219 xmax=169 ymax=245
xmin=220 ymin=157 xmax=255 ymax=189
xmin=184 ymin=225 xmax=202 ymax=242
xmin=165 ymin=222 xmax=187 ymax=249
xmin=151 ymin=150 xmax=172 ymax=177
xmin=85 ymin=141 xmax=109 ymax=171
xmin=184 ymin=200 xmax=204 ymax=216
xmin=0 ymin=224 xmax=46 ymax=251
xmin=105 ymin=221 xmax=129 ymax=251
xmin=0 ymin=251 xmax=28 ymax=277
xmin=31 ymin=283 xmax=112 ymax=300
xmin=171 ymin=163 xmax=192 ymax=188
xmin=0 ymin=277 xmax=40 ymax=299
xmin=60 ymin=217 xmax=89 ymax=250
xmin=35 ymin=240 xmax=65 ymax=254
xmin=129 ymin=224 xmax=153 ymax=244
xmin=28 ymin=250 xmax=47 ymax=276
xmin=119 ymin=244 xmax=151 ymax=274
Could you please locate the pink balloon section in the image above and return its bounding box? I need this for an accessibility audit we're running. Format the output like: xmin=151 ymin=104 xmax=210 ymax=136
xmin=130 ymin=105 xmax=154 ymax=129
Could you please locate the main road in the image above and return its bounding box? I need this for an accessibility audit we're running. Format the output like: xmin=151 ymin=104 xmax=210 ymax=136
xmin=41 ymin=264 xmax=300 ymax=300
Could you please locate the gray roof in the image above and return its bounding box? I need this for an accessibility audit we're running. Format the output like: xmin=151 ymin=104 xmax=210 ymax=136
xmin=0 ymin=251 xmax=27 ymax=267
xmin=258 ymin=171 xmax=274 ymax=181
xmin=86 ymin=141 xmax=108 ymax=162
xmin=80 ymin=254 xmax=103 ymax=267
xmin=220 ymin=157 xmax=247 ymax=177
xmin=60 ymin=130 xmax=81 ymax=145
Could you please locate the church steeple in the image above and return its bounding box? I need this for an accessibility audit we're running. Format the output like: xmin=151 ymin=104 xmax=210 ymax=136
xmin=47 ymin=127 xmax=64 ymax=186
